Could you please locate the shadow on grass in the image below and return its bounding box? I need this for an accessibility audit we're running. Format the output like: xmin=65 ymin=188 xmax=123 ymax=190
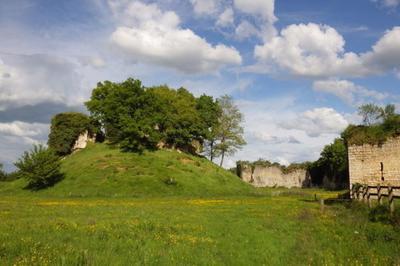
xmin=23 ymin=173 xmax=65 ymax=191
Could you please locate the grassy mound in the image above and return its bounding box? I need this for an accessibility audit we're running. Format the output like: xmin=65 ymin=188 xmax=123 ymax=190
xmin=0 ymin=143 xmax=253 ymax=197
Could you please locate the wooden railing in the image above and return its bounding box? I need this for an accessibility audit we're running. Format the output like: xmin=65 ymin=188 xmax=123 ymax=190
xmin=351 ymin=184 xmax=400 ymax=214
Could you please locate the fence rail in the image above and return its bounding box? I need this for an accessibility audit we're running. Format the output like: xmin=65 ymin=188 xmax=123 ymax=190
xmin=351 ymin=184 xmax=400 ymax=214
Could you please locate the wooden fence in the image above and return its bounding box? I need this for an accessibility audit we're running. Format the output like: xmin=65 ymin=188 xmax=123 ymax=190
xmin=351 ymin=184 xmax=400 ymax=214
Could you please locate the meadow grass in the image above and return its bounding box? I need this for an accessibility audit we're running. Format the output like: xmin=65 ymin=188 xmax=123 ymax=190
xmin=0 ymin=143 xmax=253 ymax=198
xmin=1 ymin=191 xmax=399 ymax=265
xmin=1 ymin=144 xmax=399 ymax=265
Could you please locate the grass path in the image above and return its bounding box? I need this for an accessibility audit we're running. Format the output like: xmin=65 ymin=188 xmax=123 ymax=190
xmin=1 ymin=191 xmax=399 ymax=265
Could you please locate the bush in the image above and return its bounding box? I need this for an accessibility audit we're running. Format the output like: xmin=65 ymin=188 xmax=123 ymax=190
xmin=15 ymin=145 xmax=64 ymax=189
xmin=48 ymin=112 xmax=98 ymax=156
xmin=0 ymin=163 xmax=6 ymax=181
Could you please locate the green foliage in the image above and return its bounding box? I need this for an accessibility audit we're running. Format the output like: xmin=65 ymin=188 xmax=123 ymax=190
xmin=48 ymin=112 xmax=96 ymax=156
xmin=0 ymin=143 xmax=253 ymax=197
xmin=358 ymin=103 xmax=383 ymax=125
xmin=196 ymin=94 xmax=222 ymax=160
xmin=14 ymin=145 xmax=63 ymax=190
xmin=0 ymin=164 xmax=6 ymax=181
xmin=342 ymin=115 xmax=400 ymax=146
xmin=309 ymin=138 xmax=348 ymax=189
xmin=236 ymin=159 xmax=309 ymax=175
xmin=1 ymin=190 xmax=400 ymax=265
xmin=214 ymin=95 xmax=246 ymax=166
xmin=85 ymin=79 xmax=222 ymax=154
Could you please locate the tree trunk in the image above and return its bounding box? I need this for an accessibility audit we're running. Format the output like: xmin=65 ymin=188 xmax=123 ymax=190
xmin=219 ymin=151 xmax=225 ymax=167
xmin=210 ymin=141 xmax=214 ymax=162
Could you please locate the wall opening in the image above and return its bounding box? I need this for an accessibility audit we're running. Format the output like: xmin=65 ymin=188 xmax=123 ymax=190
xmin=380 ymin=162 xmax=384 ymax=181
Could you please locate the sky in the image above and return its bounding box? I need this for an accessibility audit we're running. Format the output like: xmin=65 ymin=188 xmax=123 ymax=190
xmin=0 ymin=0 xmax=400 ymax=171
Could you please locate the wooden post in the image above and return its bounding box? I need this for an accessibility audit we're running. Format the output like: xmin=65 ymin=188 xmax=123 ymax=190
xmin=363 ymin=186 xmax=368 ymax=203
xmin=377 ymin=185 xmax=383 ymax=205
xmin=320 ymin=199 xmax=325 ymax=212
xmin=357 ymin=186 xmax=363 ymax=201
xmin=388 ymin=186 xmax=394 ymax=215
xmin=366 ymin=186 xmax=371 ymax=208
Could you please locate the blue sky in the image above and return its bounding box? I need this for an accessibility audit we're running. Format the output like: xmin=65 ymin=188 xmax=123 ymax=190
xmin=0 ymin=0 xmax=399 ymax=170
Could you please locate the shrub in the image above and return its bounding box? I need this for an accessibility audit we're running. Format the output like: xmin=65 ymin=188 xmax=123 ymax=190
xmin=0 ymin=163 xmax=6 ymax=181
xmin=48 ymin=112 xmax=98 ymax=156
xmin=15 ymin=145 xmax=64 ymax=189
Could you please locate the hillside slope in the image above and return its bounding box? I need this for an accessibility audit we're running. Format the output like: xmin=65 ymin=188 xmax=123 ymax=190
xmin=0 ymin=143 xmax=253 ymax=197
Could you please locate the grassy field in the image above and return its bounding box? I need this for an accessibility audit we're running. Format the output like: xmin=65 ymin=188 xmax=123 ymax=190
xmin=1 ymin=191 xmax=400 ymax=265
xmin=1 ymin=144 xmax=399 ymax=265
xmin=0 ymin=143 xmax=253 ymax=198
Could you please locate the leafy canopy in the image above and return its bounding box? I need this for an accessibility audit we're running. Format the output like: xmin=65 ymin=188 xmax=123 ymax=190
xmin=48 ymin=112 xmax=96 ymax=156
xmin=214 ymin=95 xmax=246 ymax=166
xmin=85 ymin=78 xmax=222 ymax=153
xmin=14 ymin=145 xmax=63 ymax=189
xmin=344 ymin=103 xmax=400 ymax=146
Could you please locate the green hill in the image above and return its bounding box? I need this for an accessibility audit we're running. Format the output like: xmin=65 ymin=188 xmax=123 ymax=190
xmin=0 ymin=143 xmax=253 ymax=197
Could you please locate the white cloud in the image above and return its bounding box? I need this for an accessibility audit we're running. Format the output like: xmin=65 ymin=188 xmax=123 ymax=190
xmin=254 ymin=24 xmax=400 ymax=78
xmin=109 ymin=1 xmax=242 ymax=73
xmin=0 ymin=54 xmax=84 ymax=110
xmin=0 ymin=121 xmax=48 ymax=138
xmin=313 ymin=79 xmax=387 ymax=105
xmin=361 ymin=27 xmax=400 ymax=73
xmin=222 ymin=99 xmax=342 ymax=168
xmin=233 ymin=0 xmax=277 ymax=41
xmin=373 ymin=0 xmax=400 ymax=7
xmin=78 ymin=56 xmax=106 ymax=68
xmin=280 ymin=107 xmax=349 ymax=137
xmin=216 ymin=7 xmax=234 ymax=27
xmin=235 ymin=20 xmax=261 ymax=40
xmin=191 ymin=0 xmax=219 ymax=15
xmin=0 ymin=122 xmax=49 ymax=171
xmin=233 ymin=0 xmax=276 ymax=22
xmin=251 ymin=131 xmax=301 ymax=144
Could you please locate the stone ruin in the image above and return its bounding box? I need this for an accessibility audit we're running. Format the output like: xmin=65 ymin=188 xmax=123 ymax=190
xmin=348 ymin=136 xmax=400 ymax=188
xmin=72 ymin=131 xmax=96 ymax=152
xmin=237 ymin=162 xmax=311 ymax=188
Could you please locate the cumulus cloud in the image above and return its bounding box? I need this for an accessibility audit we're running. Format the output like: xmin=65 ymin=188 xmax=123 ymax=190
xmin=109 ymin=1 xmax=242 ymax=73
xmin=254 ymin=24 xmax=400 ymax=78
xmin=191 ymin=0 xmax=219 ymax=15
xmin=313 ymin=79 xmax=387 ymax=105
xmin=233 ymin=0 xmax=276 ymax=22
xmin=373 ymin=0 xmax=400 ymax=7
xmin=235 ymin=20 xmax=261 ymax=40
xmin=251 ymin=131 xmax=301 ymax=144
xmin=216 ymin=7 xmax=234 ymax=27
xmin=0 ymin=54 xmax=84 ymax=110
xmin=233 ymin=0 xmax=277 ymax=41
xmin=0 ymin=121 xmax=48 ymax=138
xmin=224 ymin=99 xmax=342 ymax=168
xmin=0 ymin=122 xmax=49 ymax=171
xmin=280 ymin=108 xmax=349 ymax=137
xmin=78 ymin=56 xmax=106 ymax=68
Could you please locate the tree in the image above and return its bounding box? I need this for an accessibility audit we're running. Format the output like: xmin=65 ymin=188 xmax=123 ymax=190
xmin=309 ymin=138 xmax=348 ymax=189
xmin=86 ymin=78 xmax=161 ymax=151
xmin=358 ymin=103 xmax=382 ymax=125
xmin=48 ymin=112 xmax=97 ymax=156
xmin=379 ymin=104 xmax=396 ymax=121
xmin=195 ymin=95 xmax=221 ymax=161
xmin=0 ymin=163 xmax=6 ymax=181
xmin=86 ymin=78 xmax=219 ymax=154
xmin=214 ymin=95 xmax=246 ymax=167
xmin=15 ymin=145 xmax=63 ymax=189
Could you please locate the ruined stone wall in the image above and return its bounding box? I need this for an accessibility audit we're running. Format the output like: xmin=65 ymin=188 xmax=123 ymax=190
xmin=238 ymin=164 xmax=310 ymax=188
xmin=72 ymin=131 xmax=96 ymax=151
xmin=348 ymin=137 xmax=400 ymax=187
